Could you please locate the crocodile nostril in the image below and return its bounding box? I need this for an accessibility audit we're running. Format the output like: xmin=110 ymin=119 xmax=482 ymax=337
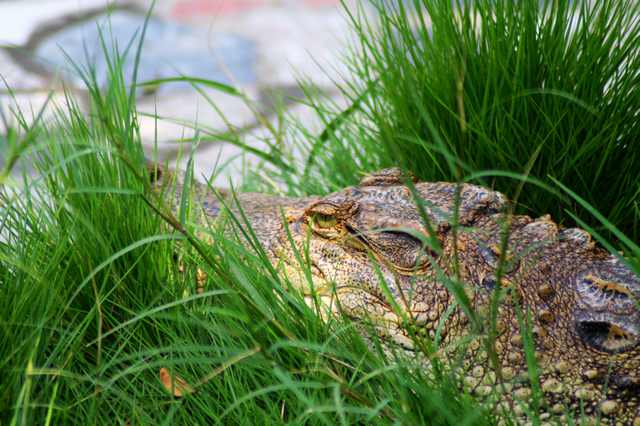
xmin=576 ymin=320 xmax=639 ymax=353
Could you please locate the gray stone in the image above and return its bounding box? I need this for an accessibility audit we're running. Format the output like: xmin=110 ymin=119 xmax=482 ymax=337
xmin=136 ymin=86 xmax=260 ymax=146
xmin=0 ymin=0 xmax=107 ymax=45
xmin=175 ymin=90 xmax=348 ymax=188
xmin=0 ymin=49 xmax=48 ymax=90
xmin=33 ymin=10 xmax=257 ymax=93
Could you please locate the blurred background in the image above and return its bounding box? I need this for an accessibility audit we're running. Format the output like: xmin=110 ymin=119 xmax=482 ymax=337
xmin=0 ymin=0 xmax=366 ymax=185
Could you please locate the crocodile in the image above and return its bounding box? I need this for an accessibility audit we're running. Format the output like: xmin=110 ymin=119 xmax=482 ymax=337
xmin=150 ymin=165 xmax=640 ymax=424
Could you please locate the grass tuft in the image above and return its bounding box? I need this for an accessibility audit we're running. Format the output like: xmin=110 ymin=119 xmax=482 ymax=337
xmin=291 ymin=0 xmax=640 ymax=244
xmin=0 ymin=9 xmax=487 ymax=425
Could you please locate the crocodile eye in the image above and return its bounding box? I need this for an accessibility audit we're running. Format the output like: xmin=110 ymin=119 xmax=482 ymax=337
xmin=307 ymin=209 xmax=342 ymax=239
xmin=304 ymin=201 xmax=358 ymax=239
xmin=312 ymin=213 xmax=337 ymax=229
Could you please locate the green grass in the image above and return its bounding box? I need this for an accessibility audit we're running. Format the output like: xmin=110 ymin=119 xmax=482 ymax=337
xmin=0 ymin=86 xmax=485 ymax=425
xmin=0 ymin=12 xmax=487 ymax=426
xmin=1 ymin=0 xmax=640 ymax=424
xmin=288 ymin=0 xmax=640 ymax=245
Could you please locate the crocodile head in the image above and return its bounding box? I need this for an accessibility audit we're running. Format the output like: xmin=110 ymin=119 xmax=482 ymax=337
xmin=152 ymin=165 xmax=640 ymax=423
xmin=276 ymin=170 xmax=640 ymax=422
xmin=275 ymin=169 xmax=508 ymax=346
